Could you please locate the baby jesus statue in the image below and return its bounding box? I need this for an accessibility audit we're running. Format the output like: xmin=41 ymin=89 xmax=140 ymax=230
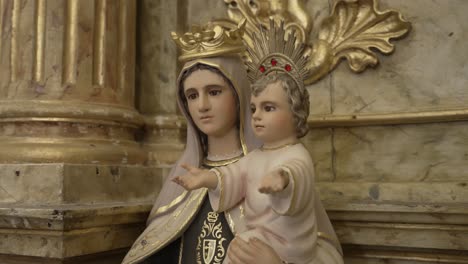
xmin=174 ymin=72 xmax=328 ymax=264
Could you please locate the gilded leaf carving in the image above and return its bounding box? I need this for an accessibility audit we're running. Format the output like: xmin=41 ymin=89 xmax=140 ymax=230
xmin=316 ymin=0 xmax=411 ymax=75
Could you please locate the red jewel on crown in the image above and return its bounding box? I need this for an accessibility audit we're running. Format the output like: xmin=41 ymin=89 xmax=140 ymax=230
xmin=285 ymin=64 xmax=292 ymax=72
xmin=259 ymin=65 xmax=266 ymax=73
xmin=271 ymin=58 xmax=277 ymax=66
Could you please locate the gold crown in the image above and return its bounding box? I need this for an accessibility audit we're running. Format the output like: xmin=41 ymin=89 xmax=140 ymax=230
xmin=245 ymin=20 xmax=310 ymax=89
xmin=171 ymin=21 xmax=246 ymax=62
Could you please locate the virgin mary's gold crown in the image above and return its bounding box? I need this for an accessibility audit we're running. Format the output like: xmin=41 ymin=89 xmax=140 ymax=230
xmin=171 ymin=21 xmax=246 ymax=62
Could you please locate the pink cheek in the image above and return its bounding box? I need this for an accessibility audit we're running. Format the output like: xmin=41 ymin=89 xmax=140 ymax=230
xmin=221 ymin=100 xmax=237 ymax=114
xmin=274 ymin=114 xmax=289 ymax=126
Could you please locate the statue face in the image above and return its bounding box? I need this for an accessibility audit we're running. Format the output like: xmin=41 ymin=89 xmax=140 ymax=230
xmin=250 ymin=81 xmax=296 ymax=143
xmin=183 ymin=69 xmax=238 ymax=138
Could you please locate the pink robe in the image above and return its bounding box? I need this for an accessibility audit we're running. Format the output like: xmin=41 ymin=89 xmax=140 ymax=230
xmin=210 ymin=143 xmax=342 ymax=264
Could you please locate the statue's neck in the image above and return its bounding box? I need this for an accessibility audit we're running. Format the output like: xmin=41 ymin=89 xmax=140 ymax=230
xmin=262 ymin=134 xmax=299 ymax=150
xmin=206 ymin=128 xmax=241 ymax=159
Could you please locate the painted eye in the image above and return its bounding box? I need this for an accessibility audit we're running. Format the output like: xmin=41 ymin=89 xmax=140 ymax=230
xmin=186 ymin=93 xmax=198 ymax=100
xmin=209 ymin=90 xmax=222 ymax=96
xmin=250 ymin=105 xmax=256 ymax=114
xmin=264 ymin=105 xmax=275 ymax=112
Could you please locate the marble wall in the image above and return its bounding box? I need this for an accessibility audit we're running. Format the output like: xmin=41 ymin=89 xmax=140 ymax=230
xmin=311 ymin=0 xmax=468 ymax=262
xmin=329 ymin=0 xmax=468 ymax=115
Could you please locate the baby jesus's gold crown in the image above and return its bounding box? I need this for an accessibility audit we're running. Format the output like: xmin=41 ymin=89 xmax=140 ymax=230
xmin=246 ymin=19 xmax=310 ymax=90
xmin=171 ymin=21 xmax=246 ymax=62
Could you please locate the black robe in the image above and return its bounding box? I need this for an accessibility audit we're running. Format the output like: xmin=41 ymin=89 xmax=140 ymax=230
xmin=143 ymin=195 xmax=234 ymax=264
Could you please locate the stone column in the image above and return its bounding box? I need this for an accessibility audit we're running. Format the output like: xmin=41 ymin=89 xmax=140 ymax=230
xmin=136 ymin=0 xmax=187 ymax=171
xmin=0 ymin=0 xmax=160 ymax=263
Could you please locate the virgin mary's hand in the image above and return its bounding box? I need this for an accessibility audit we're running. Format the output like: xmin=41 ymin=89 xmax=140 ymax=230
xmin=227 ymin=237 xmax=283 ymax=264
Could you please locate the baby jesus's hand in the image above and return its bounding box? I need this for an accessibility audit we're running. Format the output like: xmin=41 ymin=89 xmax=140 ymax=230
xmin=172 ymin=164 xmax=218 ymax=191
xmin=258 ymin=168 xmax=290 ymax=194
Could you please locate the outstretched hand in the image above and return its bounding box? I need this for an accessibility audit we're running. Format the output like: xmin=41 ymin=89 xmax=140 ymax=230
xmin=258 ymin=168 xmax=289 ymax=194
xmin=227 ymin=237 xmax=283 ymax=264
xmin=172 ymin=164 xmax=217 ymax=190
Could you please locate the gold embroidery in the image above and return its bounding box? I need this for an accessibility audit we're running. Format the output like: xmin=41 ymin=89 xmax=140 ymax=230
xmin=178 ymin=235 xmax=184 ymax=264
xmin=147 ymin=190 xmax=188 ymax=222
xmin=125 ymin=189 xmax=207 ymax=263
xmin=196 ymin=212 xmax=227 ymax=264
xmin=317 ymin=231 xmax=343 ymax=256
xmin=224 ymin=210 xmax=236 ymax=235
xmin=211 ymin=168 xmax=225 ymax=212
xmin=203 ymin=154 xmax=242 ymax=167
xmin=261 ymin=141 xmax=300 ymax=151
xmin=149 ymin=190 xmax=206 ymax=246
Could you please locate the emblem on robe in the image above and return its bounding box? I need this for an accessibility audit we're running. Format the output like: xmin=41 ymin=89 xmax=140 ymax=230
xmin=197 ymin=212 xmax=227 ymax=264
xmin=203 ymin=239 xmax=217 ymax=263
